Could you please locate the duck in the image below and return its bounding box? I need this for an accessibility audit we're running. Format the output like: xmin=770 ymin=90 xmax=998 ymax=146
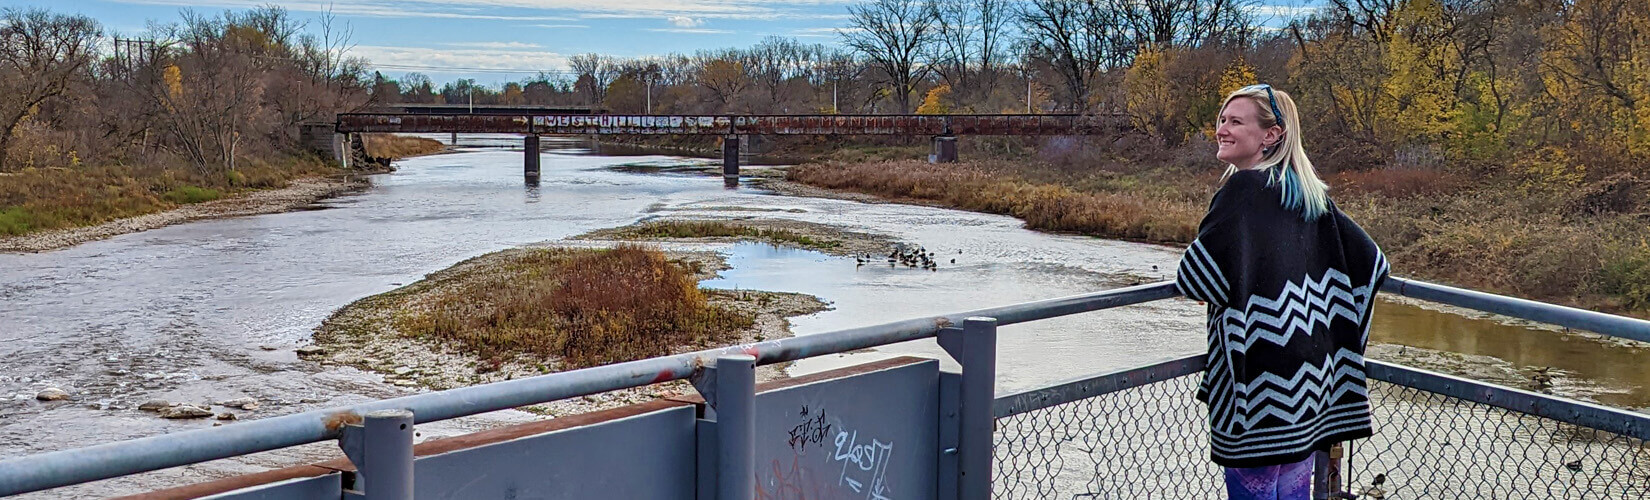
xmin=1532 ymin=367 xmax=1554 ymax=390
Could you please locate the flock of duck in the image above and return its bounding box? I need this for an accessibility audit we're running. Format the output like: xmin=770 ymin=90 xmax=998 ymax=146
xmin=854 ymin=244 xmax=958 ymax=271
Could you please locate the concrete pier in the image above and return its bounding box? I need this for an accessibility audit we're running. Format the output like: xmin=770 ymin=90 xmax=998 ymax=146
xmin=722 ymin=136 xmax=739 ymax=188
xmin=524 ymin=135 xmax=541 ymax=184
xmin=931 ymin=135 xmax=958 ymax=163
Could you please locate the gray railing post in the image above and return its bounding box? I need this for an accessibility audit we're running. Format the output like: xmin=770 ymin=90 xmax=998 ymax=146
xmin=716 ymin=354 xmax=755 ymax=500
xmin=959 ymin=317 xmax=998 ymax=499
xmin=345 ymin=409 xmax=414 ymax=500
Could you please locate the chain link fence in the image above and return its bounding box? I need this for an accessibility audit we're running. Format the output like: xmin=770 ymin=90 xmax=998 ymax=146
xmin=1348 ymin=380 xmax=1650 ymax=499
xmin=991 ymin=360 xmax=1650 ymax=499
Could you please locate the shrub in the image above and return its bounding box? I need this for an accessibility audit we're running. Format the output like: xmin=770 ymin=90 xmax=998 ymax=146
xmin=161 ymin=186 xmax=222 ymax=204
xmin=396 ymin=246 xmax=754 ymax=367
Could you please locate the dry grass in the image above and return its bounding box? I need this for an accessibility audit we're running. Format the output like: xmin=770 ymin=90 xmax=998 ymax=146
xmin=612 ymin=220 xmax=843 ymax=251
xmin=361 ymin=134 xmax=446 ymax=159
xmin=785 ymin=152 xmax=1650 ymax=318
xmin=789 ymin=160 xmax=1202 ymax=243
xmin=0 ymin=156 xmax=336 ymax=236
xmin=393 ymin=245 xmax=754 ymax=368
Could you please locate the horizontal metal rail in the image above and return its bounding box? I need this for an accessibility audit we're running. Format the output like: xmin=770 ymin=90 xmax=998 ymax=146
xmin=1367 ymin=360 xmax=1650 ymax=441
xmin=992 ymin=354 xmax=1205 ymax=418
xmin=0 ymin=283 xmax=1178 ymax=496
xmin=1382 ymin=277 xmax=1650 ymax=343
xmin=5 ymin=274 xmax=1647 ymax=496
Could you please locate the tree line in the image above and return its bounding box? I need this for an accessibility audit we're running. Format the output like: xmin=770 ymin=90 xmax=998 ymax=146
xmin=4 ymin=0 xmax=1648 ymax=175
xmin=0 ymin=6 xmax=368 ymax=175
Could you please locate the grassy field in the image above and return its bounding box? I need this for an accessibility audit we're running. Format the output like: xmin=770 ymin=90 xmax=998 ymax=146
xmin=0 ymin=155 xmax=338 ymax=236
xmin=787 ymin=145 xmax=1650 ymax=318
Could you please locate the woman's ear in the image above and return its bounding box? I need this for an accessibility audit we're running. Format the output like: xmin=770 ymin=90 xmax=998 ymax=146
xmin=1265 ymin=126 xmax=1284 ymax=149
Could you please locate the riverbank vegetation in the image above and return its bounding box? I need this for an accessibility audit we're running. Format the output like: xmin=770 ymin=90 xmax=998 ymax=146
xmin=361 ymin=134 xmax=446 ymax=160
xmin=0 ymin=7 xmax=374 ymax=237
xmin=594 ymin=220 xmax=843 ymax=252
xmin=788 ymin=144 xmax=1650 ymax=318
xmin=376 ymin=245 xmax=754 ymax=368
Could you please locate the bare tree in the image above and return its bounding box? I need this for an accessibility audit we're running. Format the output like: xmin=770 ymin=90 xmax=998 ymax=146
xmin=929 ymin=0 xmax=979 ymax=96
xmin=977 ymin=0 xmax=1010 ymax=96
xmin=569 ymin=53 xmax=615 ymax=105
xmin=842 ymin=0 xmax=936 ymax=113
xmin=1112 ymin=0 xmax=1253 ymax=49
xmin=1018 ymin=0 xmax=1125 ymax=110
xmin=0 ymin=8 xmax=100 ymax=171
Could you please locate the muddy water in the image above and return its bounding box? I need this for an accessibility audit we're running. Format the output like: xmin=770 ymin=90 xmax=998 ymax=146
xmin=0 ymin=139 xmax=1641 ymax=496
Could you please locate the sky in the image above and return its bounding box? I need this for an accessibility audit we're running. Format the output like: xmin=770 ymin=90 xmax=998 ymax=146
xmin=12 ymin=0 xmax=1322 ymax=86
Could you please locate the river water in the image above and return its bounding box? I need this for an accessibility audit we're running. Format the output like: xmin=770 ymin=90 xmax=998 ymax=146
xmin=0 ymin=138 xmax=1643 ymax=496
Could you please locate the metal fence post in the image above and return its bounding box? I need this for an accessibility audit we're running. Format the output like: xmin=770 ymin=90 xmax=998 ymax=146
xmin=361 ymin=409 xmax=414 ymax=500
xmin=959 ymin=317 xmax=998 ymax=500
xmin=716 ymin=354 xmax=755 ymax=500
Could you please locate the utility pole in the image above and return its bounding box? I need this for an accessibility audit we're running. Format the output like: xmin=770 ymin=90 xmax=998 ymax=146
xmin=646 ymin=78 xmax=652 ymax=115
xmin=832 ymin=80 xmax=839 ymax=114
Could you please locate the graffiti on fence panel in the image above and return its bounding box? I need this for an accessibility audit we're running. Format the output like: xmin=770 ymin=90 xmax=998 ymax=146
xmin=788 ymin=406 xmax=833 ymax=453
xmin=832 ymin=427 xmax=894 ymax=500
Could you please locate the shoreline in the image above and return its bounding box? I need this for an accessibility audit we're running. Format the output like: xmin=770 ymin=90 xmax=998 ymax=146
xmin=0 ymin=175 xmax=369 ymax=254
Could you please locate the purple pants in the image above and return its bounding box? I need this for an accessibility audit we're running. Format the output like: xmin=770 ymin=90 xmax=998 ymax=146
xmin=1224 ymin=455 xmax=1313 ymax=500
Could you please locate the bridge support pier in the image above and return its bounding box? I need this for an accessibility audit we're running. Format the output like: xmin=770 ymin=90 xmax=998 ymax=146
xmin=524 ymin=134 xmax=541 ymax=184
xmin=931 ymin=135 xmax=958 ymax=163
xmin=450 ymin=132 xmax=458 ymax=145
xmin=722 ymin=136 xmax=740 ymax=188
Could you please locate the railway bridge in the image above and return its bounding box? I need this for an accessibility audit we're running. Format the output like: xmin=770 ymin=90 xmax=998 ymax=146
xmin=321 ymin=113 xmax=1126 ymax=185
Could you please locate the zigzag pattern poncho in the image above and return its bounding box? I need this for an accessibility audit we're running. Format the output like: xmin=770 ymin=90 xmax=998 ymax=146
xmin=1175 ymin=168 xmax=1390 ymax=468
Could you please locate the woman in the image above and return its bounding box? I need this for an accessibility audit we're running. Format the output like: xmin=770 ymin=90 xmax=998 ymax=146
xmin=1175 ymin=84 xmax=1389 ymax=500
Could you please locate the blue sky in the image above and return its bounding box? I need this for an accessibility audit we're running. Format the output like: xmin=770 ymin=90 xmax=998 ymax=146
xmin=16 ymin=0 xmax=1320 ymax=86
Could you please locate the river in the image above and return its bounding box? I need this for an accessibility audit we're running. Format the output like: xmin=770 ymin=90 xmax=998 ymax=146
xmin=0 ymin=137 xmax=1642 ymax=496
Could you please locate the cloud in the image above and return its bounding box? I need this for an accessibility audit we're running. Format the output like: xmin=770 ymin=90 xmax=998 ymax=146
xmin=667 ymin=16 xmax=703 ymax=27
xmin=791 ymin=26 xmax=848 ymax=38
xmin=110 ymin=0 xmax=847 ymax=20
xmin=644 ymin=28 xmax=734 ymax=34
xmin=442 ymin=41 xmax=544 ymax=49
xmin=352 ymin=44 xmax=570 ymax=73
xmin=1245 ymin=5 xmax=1319 ymax=19
xmin=530 ymin=24 xmax=591 ymax=28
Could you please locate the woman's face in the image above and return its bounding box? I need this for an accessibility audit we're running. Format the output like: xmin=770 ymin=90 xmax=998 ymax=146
xmin=1215 ymin=97 xmax=1283 ymax=169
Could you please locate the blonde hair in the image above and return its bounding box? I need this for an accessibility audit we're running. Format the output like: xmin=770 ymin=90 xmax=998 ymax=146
xmin=1219 ymin=86 xmax=1329 ymax=220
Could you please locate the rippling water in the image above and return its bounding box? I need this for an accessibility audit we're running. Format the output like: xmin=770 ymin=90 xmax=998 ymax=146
xmin=0 ymin=137 xmax=1640 ymax=496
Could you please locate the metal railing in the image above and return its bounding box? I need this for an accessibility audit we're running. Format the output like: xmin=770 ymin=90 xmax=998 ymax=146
xmin=0 ymin=276 xmax=1645 ymax=498
xmin=988 ymin=277 xmax=1650 ymax=499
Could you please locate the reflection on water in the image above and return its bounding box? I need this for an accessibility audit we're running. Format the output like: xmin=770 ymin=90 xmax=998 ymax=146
xmin=1372 ymin=300 xmax=1650 ymax=408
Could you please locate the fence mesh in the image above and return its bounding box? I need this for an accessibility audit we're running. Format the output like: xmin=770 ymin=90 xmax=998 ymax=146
xmin=991 ymin=371 xmax=1650 ymax=499
xmin=992 ymin=373 xmax=1221 ymax=499
xmin=1347 ymin=380 xmax=1650 ymax=499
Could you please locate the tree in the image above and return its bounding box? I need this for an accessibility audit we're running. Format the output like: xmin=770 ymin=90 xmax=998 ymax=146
xmin=842 ymin=0 xmax=936 ymax=113
xmin=1017 ymin=0 xmax=1124 ymax=110
xmin=569 ymin=52 xmax=615 ymax=105
xmin=1112 ymin=0 xmax=1253 ymax=49
xmin=698 ymin=58 xmax=751 ymax=111
xmin=0 ymin=8 xmax=100 ymax=171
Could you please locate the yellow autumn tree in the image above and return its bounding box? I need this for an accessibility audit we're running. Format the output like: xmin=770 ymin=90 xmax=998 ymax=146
xmin=162 ymin=64 xmax=184 ymax=110
xmin=1540 ymin=0 xmax=1650 ymax=156
xmin=1123 ymin=48 xmax=1183 ymax=144
xmin=1378 ymin=0 xmax=1463 ymax=145
xmin=916 ymin=84 xmax=952 ymax=114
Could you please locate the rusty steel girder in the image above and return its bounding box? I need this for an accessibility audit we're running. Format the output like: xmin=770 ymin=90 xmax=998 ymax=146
xmin=334 ymin=113 xmax=1124 ymax=135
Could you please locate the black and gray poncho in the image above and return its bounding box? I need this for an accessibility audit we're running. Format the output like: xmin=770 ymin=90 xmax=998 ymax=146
xmin=1175 ymin=168 xmax=1390 ymax=468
